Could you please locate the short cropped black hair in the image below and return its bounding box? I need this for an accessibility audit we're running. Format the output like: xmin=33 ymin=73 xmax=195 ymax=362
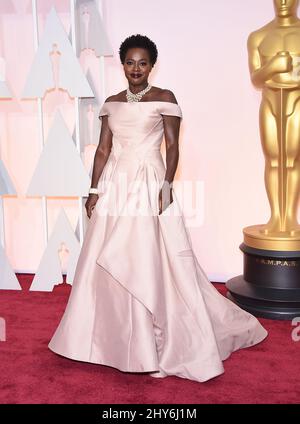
xmin=119 ymin=34 xmax=158 ymax=66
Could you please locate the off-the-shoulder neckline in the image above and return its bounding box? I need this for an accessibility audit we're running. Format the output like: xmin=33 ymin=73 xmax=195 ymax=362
xmin=103 ymin=101 xmax=180 ymax=105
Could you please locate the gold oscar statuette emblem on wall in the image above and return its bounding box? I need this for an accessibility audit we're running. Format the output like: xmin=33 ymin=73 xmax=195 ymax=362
xmin=226 ymin=0 xmax=300 ymax=320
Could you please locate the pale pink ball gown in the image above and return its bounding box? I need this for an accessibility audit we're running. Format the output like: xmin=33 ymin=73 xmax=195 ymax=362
xmin=48 ymin=101 xmax=268 ymax=382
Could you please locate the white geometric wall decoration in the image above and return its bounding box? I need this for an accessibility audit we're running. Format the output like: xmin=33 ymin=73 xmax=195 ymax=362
xmin=26 ymin=110 xmax=91 ymax=196
xmin=29 ymin=208 xmax=81 ymax=292
xmin=0 ymin=158 xmax=16 ymax=195
xmin=0 ymin=57 xmax=12 ymax=98
xmin=82 ymin=68 xmax=100 ymax=104
xmin=0 ymin=243 xmax=22 ymax=290
xmin=22 ymin=6 xmax=94 ymax=99
xmin=0 ymin=81 xmax=12 ymax=99
xmin=75 ymin=0 xmax=113 ymax=57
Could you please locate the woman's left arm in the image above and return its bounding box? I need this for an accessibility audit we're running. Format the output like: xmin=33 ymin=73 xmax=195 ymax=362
xmin=159 ymin=90 xmax=182 ymax=214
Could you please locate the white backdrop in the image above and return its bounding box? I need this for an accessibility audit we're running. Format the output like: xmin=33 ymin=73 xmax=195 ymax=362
xmin=1 ymin=0 xmax=295 ymax=282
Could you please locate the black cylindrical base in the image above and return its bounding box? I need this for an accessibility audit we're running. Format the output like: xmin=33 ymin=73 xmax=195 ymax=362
xmin=226 ymin=244 xmax=300 ymax=320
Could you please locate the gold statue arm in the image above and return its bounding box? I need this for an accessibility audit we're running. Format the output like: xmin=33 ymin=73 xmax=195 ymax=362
xmin=247 ymin=34 xmax=293 ymax=89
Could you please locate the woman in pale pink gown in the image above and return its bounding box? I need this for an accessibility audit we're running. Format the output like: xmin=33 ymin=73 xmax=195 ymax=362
xmin=48 ymin=34 xmax=268 ymax=382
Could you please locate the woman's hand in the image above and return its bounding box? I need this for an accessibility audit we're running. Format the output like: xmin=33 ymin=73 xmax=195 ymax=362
xmin=85 ymin=194 xmax=99 ymax=219
xmin=158 ymin=181 xmax=173 ymax=215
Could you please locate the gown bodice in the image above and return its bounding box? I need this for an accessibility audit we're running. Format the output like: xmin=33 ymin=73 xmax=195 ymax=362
xmin=98 ymin=101 xmax=183 ymax=161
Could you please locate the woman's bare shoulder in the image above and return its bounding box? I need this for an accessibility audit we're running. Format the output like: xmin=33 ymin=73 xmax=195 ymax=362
xmin=104 ymin=90 xmax=127 ymax=103
xmin=149 ymin=87 xmax=178 ymax=104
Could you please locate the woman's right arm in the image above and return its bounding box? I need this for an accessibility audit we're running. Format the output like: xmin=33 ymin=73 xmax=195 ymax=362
xmin=85 ymin=109 xmax=113 ymax=218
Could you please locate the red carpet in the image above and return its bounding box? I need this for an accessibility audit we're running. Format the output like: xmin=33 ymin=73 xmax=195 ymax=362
xmin=0 ymin=274 xmax=299 ymax=404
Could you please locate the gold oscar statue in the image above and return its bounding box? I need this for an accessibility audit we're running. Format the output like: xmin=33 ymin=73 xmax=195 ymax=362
xmin=226 ymin=0 xmax=300 ymax=320
xmin=245 ymin=0 xmax=300 ymax=251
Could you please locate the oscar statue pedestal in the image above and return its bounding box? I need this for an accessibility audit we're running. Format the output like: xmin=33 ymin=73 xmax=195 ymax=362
xmin=226 ymin=226 xmax=300 ymax=320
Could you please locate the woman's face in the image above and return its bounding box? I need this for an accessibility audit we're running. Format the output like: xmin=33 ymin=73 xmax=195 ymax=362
xmin=123 ymin=48 xmax=153 ymax=87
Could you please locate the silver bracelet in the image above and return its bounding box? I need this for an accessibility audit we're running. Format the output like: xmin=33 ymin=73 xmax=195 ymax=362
xmin=89 ymin=188 xmax=99 ymax=195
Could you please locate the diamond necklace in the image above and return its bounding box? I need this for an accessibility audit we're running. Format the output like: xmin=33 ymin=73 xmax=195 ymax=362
xmin=126 ymin=83 xmax=152 ymax=102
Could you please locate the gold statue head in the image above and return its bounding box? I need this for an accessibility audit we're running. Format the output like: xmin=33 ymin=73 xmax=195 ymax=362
xmin=273 ymin=0 xmax=299 ymax=17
